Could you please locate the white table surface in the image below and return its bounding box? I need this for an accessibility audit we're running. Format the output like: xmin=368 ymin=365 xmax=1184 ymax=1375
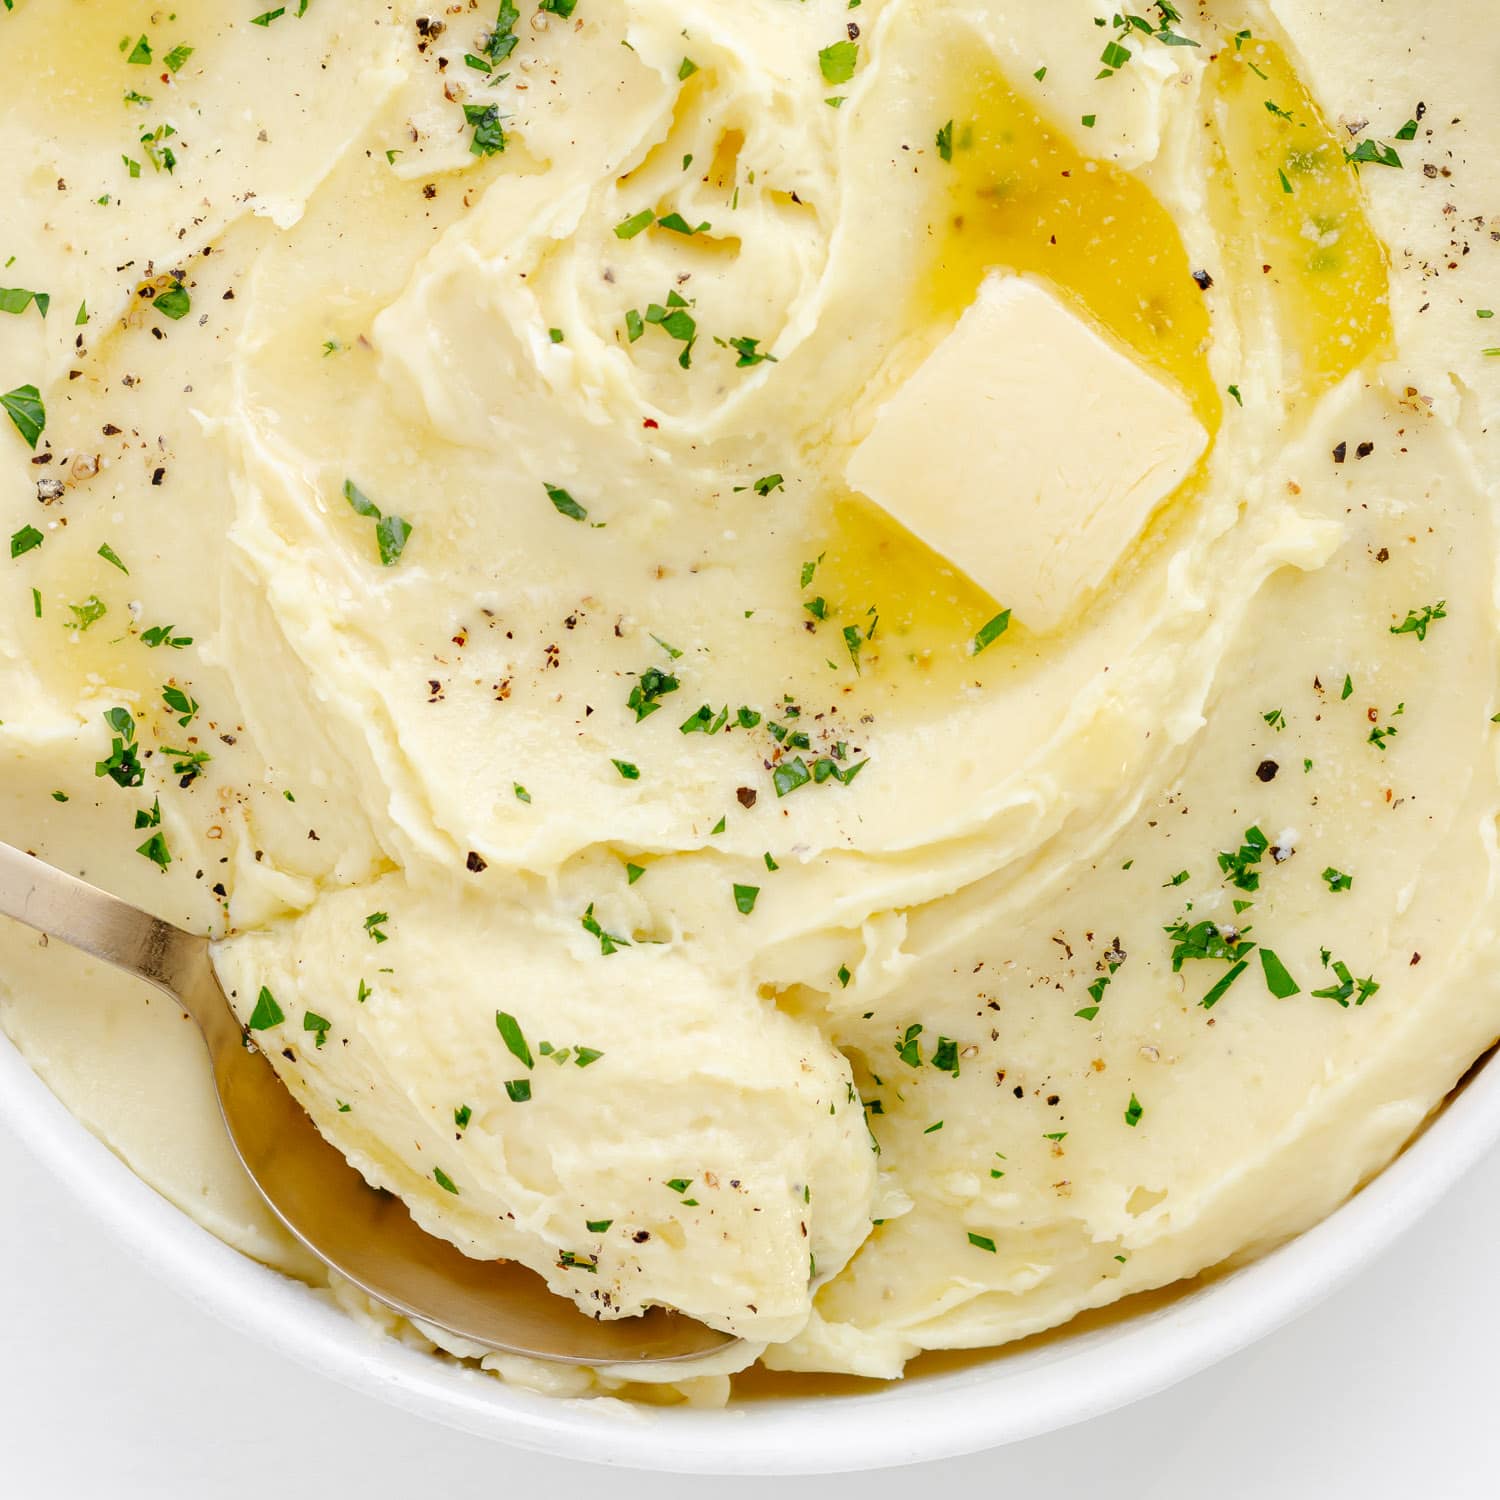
xmin=2 ymin=1120 xmax=1497 ymax=1498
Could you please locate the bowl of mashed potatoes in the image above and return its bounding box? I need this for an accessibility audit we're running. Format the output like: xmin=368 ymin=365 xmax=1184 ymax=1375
xmin=2 ymin=0 xmax=1498 ymax=1472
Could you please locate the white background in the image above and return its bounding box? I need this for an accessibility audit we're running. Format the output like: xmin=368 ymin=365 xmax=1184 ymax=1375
xmin=3 ymin=1121 xmax=1498 ymax=1498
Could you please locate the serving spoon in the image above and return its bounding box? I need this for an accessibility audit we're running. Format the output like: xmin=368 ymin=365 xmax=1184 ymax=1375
xmin=0 ymin=840 xmax=735 ymax=1365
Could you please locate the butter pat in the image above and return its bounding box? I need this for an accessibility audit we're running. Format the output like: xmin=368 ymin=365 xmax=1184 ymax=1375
xmin=846 ymin=276 xmax=1208 ymax=632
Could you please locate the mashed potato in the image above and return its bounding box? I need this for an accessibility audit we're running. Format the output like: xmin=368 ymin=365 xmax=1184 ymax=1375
xmin=2 ymin=0 xmax=1499 ymax=1396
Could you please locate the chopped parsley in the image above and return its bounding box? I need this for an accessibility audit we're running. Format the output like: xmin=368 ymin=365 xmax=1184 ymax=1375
xmin=680 ymin=703 xmax=729 ymax=735
xmin=719 ymin=335 xmax=776 ymax=367
xmin=154 ymin=282 xmax=191 ymax=320
xmin=342 ymin=479 xmax=412 ymax=566
xmin=433 ymin=1168 xmax=460 ymax=1194
xmin=136 ymin=831 xmax=171 ymax=869
xmin=247 ymin=986 xmax=284 ymax=1030
xmin=67 ymin=596 xmax=106 ymax=631
xmin=626 ymin=665 xmax=680 ymax=721
xmin=970 ymin=610 xmax=1011 ymax=655
xmin=657 ymin=212 xmax=710 ymax=236
xmin=0 ymin=288 xmax=48 ymax=319
xmin=1217 ymin=826 xmax=1270 ymax=892
xmin=772 ymin=756 xmax=813 ymax=797
xmin=818 ymin=40 xmax=858 ymax=85
xmin=462 ymin=100 xmax=506 ymax=157
xmin=1124 ymin=1093 xmax=1143 ymax=1127
xmin=545 ymin=482 xmax=588 ymax=522
xmin=1199 ymin=960 xmax=1249 ymax=1010
xmin=1167 ymin=917 xmax=1254 ymax=971
xmin=363 ymin=911 xmax=390 ymax=943
xmin=303 ymin=1010 xmax=331 ymax=1048
xmin=162 ymin=685 xmax=198 ymax=727
xmin=495 ymin=1010 xmax=535 ymax=1068
xmin=895 ymin=1022 xmax=923 ymax=1068
xmin=581 ymin=902 xmax=629 ymax=955
xmin=1311 ymin=956 xmax=1380 ymax=1008
xmin=1258 ymin=947 xmax=1300 ymax=999
xmin=633 ymin=290 xmax=697 ymax=367
xmin=1 ymin=384 xmax=45 ymax=450
xmin=10 ymin=525 xmax=43 ymax=559
xmin=141 ymin=624 xmax=192 ymax=648
xmin=1321 ymin=866 xmax=1353 ymax=893
xmin=615 ymin=208 xmax=654 ymax=240
xmin=1096 ymin=4 xmax=1197 ymax=80
xmin=1345 ymin=139 xmax=1402 ymax=169
xmin=96 ymin=709 xmax=144 ymax=788
xmin=732 ymin=883 xmax=759 ymax=915
xmin=1389 ymin=601 xmax=1446 ymax=641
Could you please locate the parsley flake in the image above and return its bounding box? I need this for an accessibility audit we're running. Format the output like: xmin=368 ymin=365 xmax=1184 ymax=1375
xmin=247 ymin=986 xmax=284 ymax=1030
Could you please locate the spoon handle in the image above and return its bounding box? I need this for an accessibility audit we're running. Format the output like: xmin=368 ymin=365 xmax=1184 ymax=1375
xmin=0 ymin=840 xmax=208 ymax=1006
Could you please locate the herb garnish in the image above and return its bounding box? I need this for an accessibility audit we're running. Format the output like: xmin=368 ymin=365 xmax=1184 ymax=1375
xmin=1258 ymin=947 xmax=1300 ymax=998
xmin=140 ymin=624 xmax=192 ymax=648
xmin=96 ymin=709 xmax=145 ymax=788
xmin=247 ymin=986 xmax=284 ymax=1030
xmin=818 ymin=40 xmax=858 ymax=85
xmin=1390 ymin=601 xmax=1446 ymax=641
xmin=1311 ymin=955 xmax=1380 ymax=1008
xmin=154 ymin=282 xmax=191 ymax=320
xmin=10 ymin=525 xmax=43 ymax=559
xmin=0 ymin=288 xmax=48 ymax=319
xmin=496 ymin=1010 xmax=535 ymax=1068
xmin=581 ymin=903 xmax=629 ymax=955
xmin=545 ymin=482 xmax=588 ymax=522
xmin=970 ymin=610 xmax=1011 ymax=655
xmin=1 ymin=384 xmax=45 ymax=449
xmin=626 ymin=665 xmax=680 ymax=721
xmin=342 ymin=479 xmax=412 ymax=566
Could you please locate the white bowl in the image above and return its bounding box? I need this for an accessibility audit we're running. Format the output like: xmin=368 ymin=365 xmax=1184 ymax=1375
xmin=2 ymin=1029 xmax=1496 ymax=1475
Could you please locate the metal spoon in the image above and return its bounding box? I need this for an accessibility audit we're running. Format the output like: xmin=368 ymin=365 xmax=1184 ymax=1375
xmin=0 ymin=840 xmax=736 ymax=1365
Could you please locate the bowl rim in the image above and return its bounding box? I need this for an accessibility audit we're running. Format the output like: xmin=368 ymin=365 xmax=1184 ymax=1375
xmin=2 ymin=1029 xmax=1496 ymax=1475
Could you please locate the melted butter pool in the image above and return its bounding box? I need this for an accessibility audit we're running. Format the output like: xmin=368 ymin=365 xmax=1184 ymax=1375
xmin=813 ymin=41 xmax=1392 ymax=712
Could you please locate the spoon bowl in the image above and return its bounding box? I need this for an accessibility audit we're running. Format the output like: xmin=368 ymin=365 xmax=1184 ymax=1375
xmin=0 ymin=840 xmax=735 ymax=1365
